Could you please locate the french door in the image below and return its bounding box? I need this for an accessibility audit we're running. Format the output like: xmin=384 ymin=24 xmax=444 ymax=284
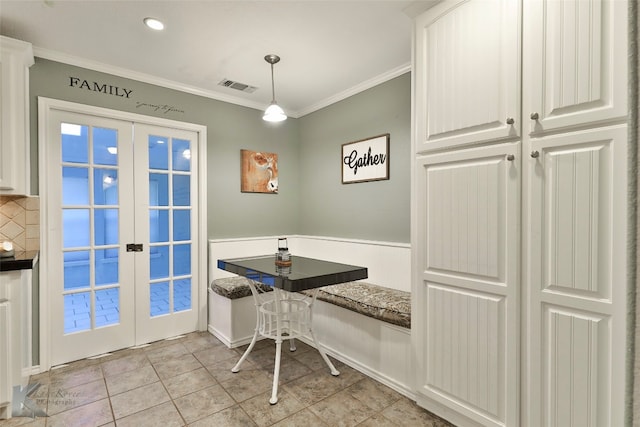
xmin=41 ymin=100 xmax=205 ymax=366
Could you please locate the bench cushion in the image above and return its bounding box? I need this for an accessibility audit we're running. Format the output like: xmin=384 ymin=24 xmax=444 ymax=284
xmin=304 ymin=282 xmax=411 ymax=329
xmin=210 ymin=276 xmax=272 ymax=299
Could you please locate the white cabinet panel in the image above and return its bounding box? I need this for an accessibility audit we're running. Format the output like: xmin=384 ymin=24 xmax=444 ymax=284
xmin=523 ymin=125 xmax=627 ymax=427
xmin=426 ymin=156 xmax=501 ymax=281
xmin=544 ymin=307 xmax=606 ymax=427
xmin=0 ymin=300 xmax=11 ymax=419
xmin=426 ymin=284 xmax=505 ymax=420
xmin=0 ymin=36 xmax=34 ymax=195
xmin=523 ymin=0 xmax=627 ymax=134
xmin=415 ymin=0 xmax=520 ymax=153
xmin=414 ymin=142 xmax=520 ymax=427
xmin=544 ymin=144 xmax=610 ymax=298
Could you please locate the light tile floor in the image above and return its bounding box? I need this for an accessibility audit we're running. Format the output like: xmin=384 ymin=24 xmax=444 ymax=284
xmin=1 ymin=332 xmax=455 ymax=427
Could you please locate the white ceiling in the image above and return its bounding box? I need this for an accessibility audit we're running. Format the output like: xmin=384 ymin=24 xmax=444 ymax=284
xmin=0 ymin=0 xmax=437 ymax=117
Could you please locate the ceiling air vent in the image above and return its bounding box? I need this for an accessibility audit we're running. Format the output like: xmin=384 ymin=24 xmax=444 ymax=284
xmin=218 ymin=78 xmax=257 ymax=93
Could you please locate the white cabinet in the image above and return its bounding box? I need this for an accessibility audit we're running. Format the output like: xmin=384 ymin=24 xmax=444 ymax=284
xmin=414 ymin=0 xmax=520 ymax=153
xmin=0 ymin=269 xmax=33 ymax=420
xmin=412 ymin=0 xmax=628 ymax=426
xmin=0 ymin=36 xmax=34 ymax=195
xmin=0 ymin=299 xmax=11 ymax=419
xmin=413 ymin=142 xmax=520 ymax=427
xmin=523 ymin=0 xmax=627 ymax=135
xmin=522 ymin=125 xmax=627 ymax=427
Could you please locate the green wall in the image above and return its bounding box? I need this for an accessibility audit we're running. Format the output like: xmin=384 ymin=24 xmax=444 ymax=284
xmin=29 ymin=58 xmax=410 ymax=242
xmin=29 ymin=58 xmax=301 ymax=238
xmin=298 ymin=73 xmax=411 ymax=243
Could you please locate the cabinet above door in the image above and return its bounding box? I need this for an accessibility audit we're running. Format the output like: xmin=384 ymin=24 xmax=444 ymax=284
xmin=523 ymin=0 xmax=627 ymax=135
xmin=414 ymin=0 xmax=521 ymax=154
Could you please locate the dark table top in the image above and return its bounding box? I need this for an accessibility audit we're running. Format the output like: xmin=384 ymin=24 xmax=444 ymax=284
xmin=217 ymin=255 xmax=368 ymax=292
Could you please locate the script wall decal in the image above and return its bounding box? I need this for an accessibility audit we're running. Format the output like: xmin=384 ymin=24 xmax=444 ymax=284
xmin=341 ymin=134 xmax=390 ymax=184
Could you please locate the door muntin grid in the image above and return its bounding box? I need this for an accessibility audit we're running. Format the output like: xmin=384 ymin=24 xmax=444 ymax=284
xmin=61 ymin=123 xmax=121 ymax=333
xmin=148 ymin=135 xmax=192 ymax=316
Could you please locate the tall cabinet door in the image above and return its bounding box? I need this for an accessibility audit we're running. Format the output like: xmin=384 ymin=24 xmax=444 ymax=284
xmin=414 ymin=0 xmax=520 ymax=153
xmin=523 ymin=0 xmax=627 ymax=135
xmin=414 ymin=143 xmax=520 ymax=427
xmin=523 ymin=125 xmax=627 ymax=427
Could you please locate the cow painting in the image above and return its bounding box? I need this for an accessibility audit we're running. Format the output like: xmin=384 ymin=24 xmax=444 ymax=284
xmin=240 ymin=149 xmax=279 ymax=193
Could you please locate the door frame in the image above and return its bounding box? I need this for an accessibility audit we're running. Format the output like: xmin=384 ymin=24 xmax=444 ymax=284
xmin=37 ymin=97 xmax=208 ymax=371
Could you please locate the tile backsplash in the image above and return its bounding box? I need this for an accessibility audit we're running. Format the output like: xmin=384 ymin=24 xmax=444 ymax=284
xmin=0 ymin=195 xmax=40 ymax=251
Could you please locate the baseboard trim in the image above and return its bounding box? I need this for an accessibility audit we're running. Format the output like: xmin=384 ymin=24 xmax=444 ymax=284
xmin=208 ymin=324 xmax=262 ymax=349
xmin=296 ymin=334 xmax=415 ymax=401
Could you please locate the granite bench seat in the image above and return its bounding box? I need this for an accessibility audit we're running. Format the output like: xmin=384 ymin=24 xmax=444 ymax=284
xmin=301 ymin=282 xmax=411 ymax=329
xmin=210 ymin=277 xmax=410 ymax=329
xmin=209 ymin=276 xmax=272 ymax=299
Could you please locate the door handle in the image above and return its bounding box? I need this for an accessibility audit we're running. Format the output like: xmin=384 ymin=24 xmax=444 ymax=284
xmin=126 ymin=243 xmax=143 ymax=252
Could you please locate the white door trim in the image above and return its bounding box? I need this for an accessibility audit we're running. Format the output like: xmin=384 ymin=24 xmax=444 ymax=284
xmin=38 ymin=97 xmax=208 ymax=371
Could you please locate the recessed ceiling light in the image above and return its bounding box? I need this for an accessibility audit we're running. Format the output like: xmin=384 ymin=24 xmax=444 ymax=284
xmin=143 ymin=17 xmax=165 ymax=31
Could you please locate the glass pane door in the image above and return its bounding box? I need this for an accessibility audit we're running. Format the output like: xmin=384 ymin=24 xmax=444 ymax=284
xmin=49 ymin=111 xmax=135 ymax=366
xmin=45 ymin=105 xmax=201 ymax=366
xmin=134 ymin=124 xmax=199 ymax=344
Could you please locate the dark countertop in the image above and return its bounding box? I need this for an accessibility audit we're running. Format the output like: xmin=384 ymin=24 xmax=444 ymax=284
xmin=0 ymin=250 xmax=39 ymax=271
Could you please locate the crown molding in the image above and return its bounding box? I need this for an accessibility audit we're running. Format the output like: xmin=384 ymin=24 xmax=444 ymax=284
xmin=293 ymin=63 xmax=411 ymax=118
xmin=33 ymin=46 xmax=410 ymax=119
xmin=33 ymin=46 xmax=268 ymax=113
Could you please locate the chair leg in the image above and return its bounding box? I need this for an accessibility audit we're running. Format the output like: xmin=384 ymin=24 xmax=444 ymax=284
xmin=309 ymin=328 xmax=340 ymax=376
xmin=232 ymin=327 xmax=259 ymax=373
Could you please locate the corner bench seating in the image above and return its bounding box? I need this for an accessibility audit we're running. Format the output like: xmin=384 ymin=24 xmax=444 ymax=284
xmin=208 ymin=275 xmax=414 ymax=396
xmin=209 ymin=276 xmax=411 ymax=329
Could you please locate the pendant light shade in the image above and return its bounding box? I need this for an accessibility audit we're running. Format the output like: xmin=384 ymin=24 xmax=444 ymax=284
xmin=263 ymin=54 xmax=287 ymax=122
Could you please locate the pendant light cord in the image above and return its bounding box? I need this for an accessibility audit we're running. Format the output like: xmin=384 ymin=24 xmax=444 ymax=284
xmin=270 ymin=63 xmax=276 ymax=102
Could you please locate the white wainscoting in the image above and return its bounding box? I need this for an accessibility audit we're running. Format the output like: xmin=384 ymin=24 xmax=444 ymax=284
xmin=301 ymin=298 xmax=413 ymax=397
xmin=208 ymin=235 xmax=411 ymax=291
xmin=207 ymin=235 xmax=413 ymax=397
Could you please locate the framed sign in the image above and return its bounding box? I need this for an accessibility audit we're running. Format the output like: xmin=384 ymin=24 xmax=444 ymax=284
xmin=341 ymin=134 xmax=390 ymax=184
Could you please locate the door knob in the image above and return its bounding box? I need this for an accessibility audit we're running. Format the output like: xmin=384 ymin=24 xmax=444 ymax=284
xmin=506 ymin=117 xmax=515 ymax=125
xmin=530 ymin=112 xmax=539 ymax=120
xmin=530 ymin=151 xmax=540 ymax=158
xmin=506 ymin=154 xmax=515 ymax=161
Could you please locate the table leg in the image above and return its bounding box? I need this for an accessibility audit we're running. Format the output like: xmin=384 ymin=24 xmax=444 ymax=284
xmin=270 ymin=339 xmax=283 ymax=404
xmin=269 ymin=288 xmax=284 ymax=404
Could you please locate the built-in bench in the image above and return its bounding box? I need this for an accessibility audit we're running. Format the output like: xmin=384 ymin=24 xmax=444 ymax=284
xmin=300 ymin=281 xmax=411 ymax=329
xmin=209 ymin=277 xmax=411 ymax=330
xmin=207 ymin=235 xmax=414 ymax=397
xmin=208 ymin=275 xmax=413 ymax=396
xmin=209 ymin=276 xmax=273 ymax=299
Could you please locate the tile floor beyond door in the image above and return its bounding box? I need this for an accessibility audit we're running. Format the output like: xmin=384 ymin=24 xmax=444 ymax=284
xmin=1 ymin=331 xmax=455 ymax=427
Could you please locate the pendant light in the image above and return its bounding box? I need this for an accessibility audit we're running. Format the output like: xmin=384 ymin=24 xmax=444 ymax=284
xmin=263 ymin=54 xmax=287 ymax=122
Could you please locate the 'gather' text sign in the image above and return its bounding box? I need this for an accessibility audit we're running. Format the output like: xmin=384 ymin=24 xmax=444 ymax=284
xmin=342 ymin=134 xmax=390 ymax=184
